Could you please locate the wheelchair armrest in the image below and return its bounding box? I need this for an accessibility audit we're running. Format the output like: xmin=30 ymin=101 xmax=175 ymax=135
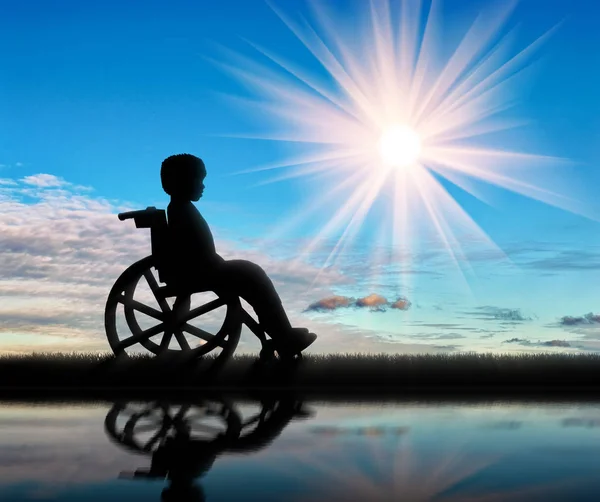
xmin=117 ymin=207 xmax=159 ymax=227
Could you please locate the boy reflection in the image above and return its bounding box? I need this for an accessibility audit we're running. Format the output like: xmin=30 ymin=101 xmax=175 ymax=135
xmin=107 ymin=397 xmax=311 ymax=502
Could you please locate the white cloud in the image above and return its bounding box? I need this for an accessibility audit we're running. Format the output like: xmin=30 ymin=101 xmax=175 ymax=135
xmin=21 ymin=173 xmax=68 ymax=188
xmin=0 ymin=173 xmax=401 ymax=354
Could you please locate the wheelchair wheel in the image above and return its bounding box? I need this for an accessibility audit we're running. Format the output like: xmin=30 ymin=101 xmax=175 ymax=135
xmin=228 ymin=398 xmax=307 ymax=454
xmin=105 ymin=256 xmax=241 ymax=361
xmin=104 ymin=399 xmax=242 ymax=454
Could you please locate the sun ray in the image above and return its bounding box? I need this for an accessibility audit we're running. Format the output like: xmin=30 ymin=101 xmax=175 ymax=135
xmin=290 ymin=169 xmax=376 ymax=271
xmin=240 ymin=37 xmax=368 ymax=126
xmin=410 ymin=166 xmax=478 ymax=296
xmin=258 ymin=167 xmax=371 ymax=249
xmin=230 ymin=148 xmax=368 ymax=176
xmin=423 ymin=23 xmax=562 ymax=135
xmin=423 ymin=146 xmax=581 ymax=211
xmin=306 ymin=0 xmax=382 ymax=106
xmin=312 ymin=167 xmax=390 ymax=287
xmin=412 ymin=1 xmax=515 ymax=124
xmin=266 ymin=0 xmax=382 ymax=128
xmin=248 ymin=158 xmax=363 ymax=188
xmin=210 ymin=0 xmax=589 ymax=289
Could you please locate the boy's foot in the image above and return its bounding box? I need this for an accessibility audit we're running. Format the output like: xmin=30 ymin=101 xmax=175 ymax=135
xmin=282 ymin=328 xmax=317 ymax=354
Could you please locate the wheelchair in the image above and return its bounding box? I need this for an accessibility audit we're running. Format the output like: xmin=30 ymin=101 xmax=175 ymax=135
xmin=105 ymin=397 xmax=312 ymax=502
xmin=104 ymin=396 xmax=310 ymax=455
xmin=104 ymin=206 xmax=296 ymax=365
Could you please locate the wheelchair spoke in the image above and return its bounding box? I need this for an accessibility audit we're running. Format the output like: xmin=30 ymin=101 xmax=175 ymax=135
xmin=184 ymin=298 xmax=225 ymax=322
xmin=119 ymin=295 xmax=164 ymax=321
xmin=183 ymin=325 xmax=225 ymax=348
xmin=242 ymin=415 xmax=261 ymax=428
xmin=173 ymin=405 xmax=191 ymax=422
xmin=144 ymin=428 xmax=168 ymax=452
xmin=182 ymin=324 xmax=215 ymax=342
xmin=135 ymin=423 xmax=164 ymax=434
xmin=159 ymin=329 xmax=173 ymax=351
xmin=174 ymin=329 xmax=191 ymax=351
xmin=190 ymin=423 xmax=224 ymax=435
xmin=184 ymin=412 xmax=211 ymax=423
xmin=143 ymin=270 xmax=171 ymax=312
xmin=118 ymin=323 xmax=165 ymax=350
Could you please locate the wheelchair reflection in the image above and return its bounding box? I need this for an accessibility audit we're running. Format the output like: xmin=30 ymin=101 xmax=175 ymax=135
xmin=104 ymin=396 xmax=312 ymax=502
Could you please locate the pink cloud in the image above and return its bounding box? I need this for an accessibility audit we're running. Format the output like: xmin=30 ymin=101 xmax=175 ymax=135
xmin=390 ymin=297 xmax=412 ymax=310
xmin=355 ymin=294 xmax=387 ymax=308
xmin=306 ymin=295 xmax=354 ymax=311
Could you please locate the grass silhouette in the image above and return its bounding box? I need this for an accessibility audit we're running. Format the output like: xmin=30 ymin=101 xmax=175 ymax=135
xmin=1 ymin=352 xmax=600 ymax=399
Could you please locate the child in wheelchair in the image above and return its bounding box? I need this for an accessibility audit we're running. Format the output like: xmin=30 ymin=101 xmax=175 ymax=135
xmin=160 ymin=153 xmax=317 ymax=356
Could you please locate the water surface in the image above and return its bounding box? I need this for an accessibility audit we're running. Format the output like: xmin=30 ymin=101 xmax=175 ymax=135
xmin=1 ymin=397 xmax=600 ymax=501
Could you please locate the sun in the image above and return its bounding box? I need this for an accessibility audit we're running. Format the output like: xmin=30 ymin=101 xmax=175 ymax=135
xmin=214 ymin=0 xmax=579 ymax=287
xmin=378 ymin=124 xmax=422 ymax=169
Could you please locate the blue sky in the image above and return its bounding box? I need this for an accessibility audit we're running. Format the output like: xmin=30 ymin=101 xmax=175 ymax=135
xmin=1 ymin=0 xmax=600 ymax=355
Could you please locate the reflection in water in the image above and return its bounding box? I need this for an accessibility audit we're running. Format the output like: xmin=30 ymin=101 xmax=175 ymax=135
xmin=104 ymin=396 xmax=310 ymax=502
xmin=3 ymin=400 xmax=600 ymax=500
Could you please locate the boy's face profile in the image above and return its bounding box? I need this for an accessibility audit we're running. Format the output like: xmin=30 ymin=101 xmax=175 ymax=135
xmin=186 ymin=160 xmax=206 ymax=202
xmin=190 ymin=166 xmax=206 ymax=202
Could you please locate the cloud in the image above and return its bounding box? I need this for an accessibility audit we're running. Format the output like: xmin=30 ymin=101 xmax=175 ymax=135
xmin=355 ymin=293 xmax=387 ymax=308
xmin=406 ymin=322 xmax=464 ymax=329
xmin=461 ymin=306 xmax=534 ymax=322
xmin=390 ymin=297 xmax=411 ymax=310
xmin=431 ymin=333 xmax=466 ymax=340
xmin=483 ymin=420 xmax=523 ymax=430
xmin=305 ymin=295 xmax=354 ymax=312
xmin=432 ymin=344 xmax=460 ymax=351
xmin=502 ymin=337 xmax=571 ymax=348
xmin=0 ymin=173 xmax=408 ymax=354
xmin=21 ymin=174 xmax=68 ymax=188
xmin=541 ymin=339 xmax=571 ymax=347
xmin=305 ymin=294 xmax=413 ymax=313
xmin=309 ymin=425 xmax=410 ymax=437
xmin=562 ymin=417 xmax=600 ymax=428
xmin=503 ymin=337 xmax=530 ymax=344
xmin=560 ymin=313 xmax=600 ymax=326
xmin=521 ymin=250 xmax=600 ymax=271
xmin=408 ymin=333 xmax=466 ymax=341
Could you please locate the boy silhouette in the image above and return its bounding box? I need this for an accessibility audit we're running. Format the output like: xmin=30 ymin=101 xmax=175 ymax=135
xmin=161 ymin=153 xmax=317 ymax=355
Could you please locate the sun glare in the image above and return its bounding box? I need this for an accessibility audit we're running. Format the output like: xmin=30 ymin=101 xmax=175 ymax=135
xmin=215 ymin=0 xmax=582 ymax=288
xmin=378 ymin=125 xmax=422 ymax=169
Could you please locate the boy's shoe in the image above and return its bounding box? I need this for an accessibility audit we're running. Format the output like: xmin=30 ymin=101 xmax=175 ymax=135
xmin=284 ymin=328 xmax=317 ymax=354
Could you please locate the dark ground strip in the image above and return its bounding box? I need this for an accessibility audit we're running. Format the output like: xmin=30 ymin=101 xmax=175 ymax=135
xmin=1 ymin=353 xmax=600 ymax=399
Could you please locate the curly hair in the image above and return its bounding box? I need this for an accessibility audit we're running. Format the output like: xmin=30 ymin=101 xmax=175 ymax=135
xmin=160 ymin=153 xmax=205 ymax=196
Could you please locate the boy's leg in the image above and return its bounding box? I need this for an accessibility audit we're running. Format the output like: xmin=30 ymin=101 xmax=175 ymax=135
xmin=210 ymin=260 xmax=293 ymax=337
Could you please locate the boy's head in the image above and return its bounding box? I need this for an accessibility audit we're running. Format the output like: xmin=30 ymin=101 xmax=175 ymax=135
xmin=161 ymin=154 xmax=206 ymax=201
